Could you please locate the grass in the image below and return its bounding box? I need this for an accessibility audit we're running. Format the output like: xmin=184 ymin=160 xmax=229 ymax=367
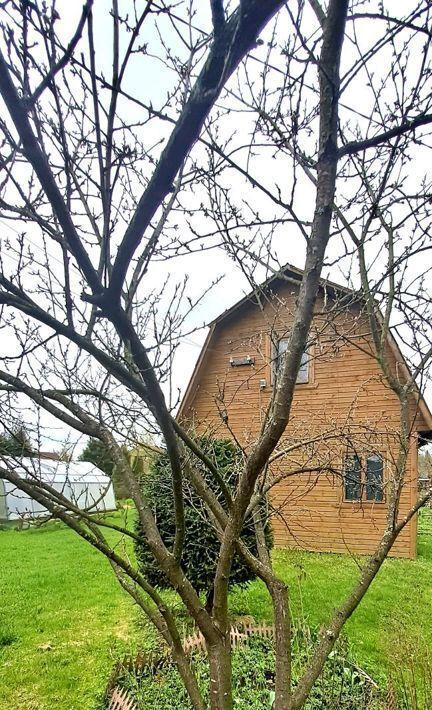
xmin=0 ymin=513 xmax=432 ymax=708
xmin=0 ymin=515 xmax=141 ymax=710
xmin=230 ymin=533 xmax=432 ymax=685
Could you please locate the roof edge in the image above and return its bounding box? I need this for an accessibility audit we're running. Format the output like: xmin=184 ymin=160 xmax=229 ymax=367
xmin=209 ymin=262 xmax=357 ymax=327
xmin=177 ymin=323 xmax=216 ymax=420
xmin=179 ymin=262 xmax=432 ymax=428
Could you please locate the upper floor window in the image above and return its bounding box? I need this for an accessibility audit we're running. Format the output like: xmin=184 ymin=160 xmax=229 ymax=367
xmin=274 ymin=337 xmax=310 ymax=384
xmin=344 ymin=452 xmax=384 ymax=502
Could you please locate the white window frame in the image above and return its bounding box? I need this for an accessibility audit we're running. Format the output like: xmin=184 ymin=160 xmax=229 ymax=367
xmin=272 ymin=337 xmax=310 ymax=385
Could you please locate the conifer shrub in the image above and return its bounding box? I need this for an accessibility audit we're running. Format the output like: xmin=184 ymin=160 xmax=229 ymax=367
xmin=134 ymin=437 xmax=272 ymax=605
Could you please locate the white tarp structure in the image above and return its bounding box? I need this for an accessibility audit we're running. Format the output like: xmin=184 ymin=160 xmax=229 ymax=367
xmin=0 ymin=458 xmax=116 ymax=521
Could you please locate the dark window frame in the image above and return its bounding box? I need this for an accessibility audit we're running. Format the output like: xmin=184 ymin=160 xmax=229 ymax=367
xmin=343 ymin=451 xmax=385 ymax=503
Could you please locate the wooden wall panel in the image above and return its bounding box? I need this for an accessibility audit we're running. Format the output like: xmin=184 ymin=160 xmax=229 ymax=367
xmin=181 ymin=283 xmax=424 ymax=559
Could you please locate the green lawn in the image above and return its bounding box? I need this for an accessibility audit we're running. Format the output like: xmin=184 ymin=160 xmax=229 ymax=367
xmin=1 ymin=515 xmax=431 ymax=708
xmin=231 ymin=534 xmax=432 ymax=684
xmin=0 ymin=516 xmax=141 ymax=710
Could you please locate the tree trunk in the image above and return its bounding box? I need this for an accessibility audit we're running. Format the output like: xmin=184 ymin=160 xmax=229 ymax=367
xmin=172 ymin=644 xmax=206 ymax=710
xmin=270 ymin=580 xmax=291 ymax=709
xmin=208 ymin=639 xmax=233 ymax=710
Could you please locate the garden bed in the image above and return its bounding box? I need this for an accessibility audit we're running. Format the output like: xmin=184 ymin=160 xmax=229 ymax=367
xmin=110 ymin=622 xmax=381 ymax=709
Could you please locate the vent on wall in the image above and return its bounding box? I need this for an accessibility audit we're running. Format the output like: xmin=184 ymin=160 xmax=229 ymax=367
xmin=230 ymin=356 xmax=255 ymax=367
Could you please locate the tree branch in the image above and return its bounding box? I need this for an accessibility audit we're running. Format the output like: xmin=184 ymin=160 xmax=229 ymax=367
xmin=338 ymin=113 xmax=432 ymax=158
xmin=0 ymin=50 xmax=101 ymax=294
xmin=107 ymin=0 xmax=285 ymax=301
xmin=27 ymin=0 xmax=94 ymax=106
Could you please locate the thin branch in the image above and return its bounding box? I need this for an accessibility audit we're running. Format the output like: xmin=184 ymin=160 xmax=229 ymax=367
xmin=338 ymin=113 xmax=432 ymax=158
xmin=0 ymin=50 xmax=101 ymax=293
xmin=107 ymin=0 xmax=285 ymax=300
xmin=27 ymin=0 xmax=94 ymax=106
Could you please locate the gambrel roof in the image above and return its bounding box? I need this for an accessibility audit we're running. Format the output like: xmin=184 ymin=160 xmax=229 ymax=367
xmin=179 ymin=263 xmax=432 ymax=438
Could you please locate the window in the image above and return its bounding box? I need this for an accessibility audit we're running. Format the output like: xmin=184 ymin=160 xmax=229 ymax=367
xmin=273 ymin=338 xmax=310 ymax=384
xmin=344 ymin=454 xmax=361 ymax=501
xmin=365 ymin=455 xmax=384 ymax=502
xmin=344 ymin=452 xmax=384 ymax=502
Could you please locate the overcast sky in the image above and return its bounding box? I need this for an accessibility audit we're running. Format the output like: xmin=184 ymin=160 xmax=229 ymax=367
xmin=0 ymin=1 xmax=431 ymax=453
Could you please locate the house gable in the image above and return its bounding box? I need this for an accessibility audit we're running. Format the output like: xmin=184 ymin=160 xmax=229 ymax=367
xmin=179 ymin=269 xmax=431 ymax=559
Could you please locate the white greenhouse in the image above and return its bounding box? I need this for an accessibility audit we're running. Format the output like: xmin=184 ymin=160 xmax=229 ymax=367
xmin=0 ymin=458 xmax=116 ymax=521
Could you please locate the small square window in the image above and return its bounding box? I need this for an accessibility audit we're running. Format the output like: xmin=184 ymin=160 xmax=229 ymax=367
xmin=273 ymin=338 xmax=309 ymax=384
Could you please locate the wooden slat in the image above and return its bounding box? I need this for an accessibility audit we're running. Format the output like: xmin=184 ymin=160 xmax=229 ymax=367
xmin=182 ymin=284 xmax=422 ymax=559
xmin=109 ymin=687 xmax=136 ymax=710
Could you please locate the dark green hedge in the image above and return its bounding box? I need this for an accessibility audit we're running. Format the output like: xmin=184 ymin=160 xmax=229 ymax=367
xmin=134 ymin=437 xmax=272 ymax=601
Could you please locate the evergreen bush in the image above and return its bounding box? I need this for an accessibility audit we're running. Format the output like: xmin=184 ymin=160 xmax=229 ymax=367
xmin=134 ymin=437 xmax=272 ymax=606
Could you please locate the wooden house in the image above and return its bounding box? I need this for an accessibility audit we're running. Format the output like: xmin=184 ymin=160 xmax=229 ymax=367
xmin=179 ymin=265 xmax=432 ymax=558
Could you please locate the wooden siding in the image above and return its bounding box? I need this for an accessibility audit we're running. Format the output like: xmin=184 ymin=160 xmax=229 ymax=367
xmin=181 ymin=282 xmax=427 ymax=559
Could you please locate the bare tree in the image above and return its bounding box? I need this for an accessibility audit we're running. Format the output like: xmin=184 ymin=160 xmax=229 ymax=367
xmin=0 ymin=1 xmax=431 ymax=708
